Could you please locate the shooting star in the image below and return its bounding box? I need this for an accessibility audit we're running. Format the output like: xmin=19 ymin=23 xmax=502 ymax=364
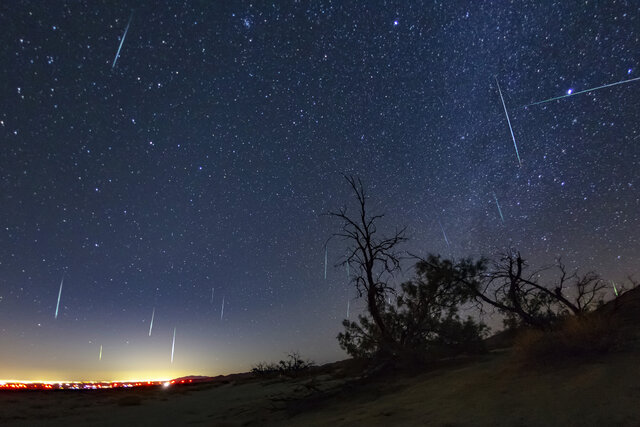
xmin=612 ymin=280 xmax=619 ymax=297
xmin=495 ymin=77 xmax=522 ymax=167
xmin=324 ymin=246 xmax=328 ymax=280
xmin=346 ymin=300 xmax=350 ymax=318
xmin=493 ymin=192 xmax=505 ymax=223
xmin=438 ymin=220 xmax=450 ymax=248
xmin=111 ymin=12 xmax=133 ymax=69
xmin=148 ymin=307 xmax=155 ymax=336
xmin=220 ymin=296 xmax=225 ymax=320
xmin=99 ymin=345 xmax=102 ymax=361
xmin=171 ymin=327 xmax=176 ymax=363
xmin=210 ymin=287 xmax=214 ymax=304
xmin=525 ymin=76 xmax=640 ymax=107
xmin=54 ymin=275 xmax=64 ymax=319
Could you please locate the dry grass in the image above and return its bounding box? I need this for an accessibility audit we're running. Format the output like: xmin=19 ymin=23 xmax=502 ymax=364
xmin=512 ymin=313 xmax=623 ymax=366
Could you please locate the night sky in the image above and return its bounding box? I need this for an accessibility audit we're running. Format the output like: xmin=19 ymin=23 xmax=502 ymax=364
xmin=1 ymin=1 xmax=638 ymax=381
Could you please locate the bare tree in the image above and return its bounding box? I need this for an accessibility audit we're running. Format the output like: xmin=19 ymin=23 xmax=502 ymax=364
xmin=328 ymin=176 xmax=407 ymax=351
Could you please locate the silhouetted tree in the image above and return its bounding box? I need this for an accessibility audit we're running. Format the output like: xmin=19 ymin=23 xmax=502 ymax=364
xmin=417 ymin=251 xmax=609 ymax=330
xmin=337 ymin=258 xmax=488 ymax=360
xmin=328 ymin=176 xmax=407 ymax=356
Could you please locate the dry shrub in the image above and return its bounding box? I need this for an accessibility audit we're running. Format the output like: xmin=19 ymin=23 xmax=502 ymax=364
xmin=513 ymin=314 xmax=622 ymax=366
xmin=251 ymin=352 xmax=315 ymax=378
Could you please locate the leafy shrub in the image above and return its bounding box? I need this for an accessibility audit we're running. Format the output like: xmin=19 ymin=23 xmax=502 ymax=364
xmin=337 ymin=258 xmax=489 ymax=362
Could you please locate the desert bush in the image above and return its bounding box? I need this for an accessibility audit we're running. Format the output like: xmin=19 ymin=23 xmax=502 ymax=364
xmin=251 ymin=352 xmax=315 ymax=378
xmin=277 ymin=351 xmax=315 ymax=374
xmin=251 ymin=361 xmax=279 ymax=377
xmin=513 ymin=313 xmax=622 ymax=366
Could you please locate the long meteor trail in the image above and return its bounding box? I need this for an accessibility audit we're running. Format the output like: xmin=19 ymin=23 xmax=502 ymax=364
xmin=324 ymin=246 xmax=328 ymax=280
xmin=148 ymin=307 xmax=155 ymax=336
xmin=111 ymin=12 xmax=133 ymax=69
xmin=171 ymin=327 xmax=176 ymax=363
xmin=525 ymin=76 xmax=640 ymax=107
xmin=438 ymin=220 xmax=450 ymax=248
xmin=493 ymin=192 xmax=505 ymax=223
xmin=495 ymin=77 xmax=522 ymax=167
xmin=54 ymin=275 xmax=64 ymax=319
xmin=220 ymin=296 xmax=225 ymax=320
xmin=99 ymin=345 xmax=102 ymax=361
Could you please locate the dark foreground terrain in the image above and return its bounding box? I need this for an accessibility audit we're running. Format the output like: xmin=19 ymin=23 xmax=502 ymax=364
xmin=3 ymin=289 xmax=639 ymax=426
xmin=1 ymin=347 xmax=639 ymax=426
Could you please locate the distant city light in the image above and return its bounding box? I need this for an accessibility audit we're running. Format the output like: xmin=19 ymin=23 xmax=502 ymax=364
xmin=0 ymin=378 xmax=193 ymax=391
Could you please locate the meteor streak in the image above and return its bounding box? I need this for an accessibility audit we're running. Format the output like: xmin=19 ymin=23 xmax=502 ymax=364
xmin=438 ymin=220 xmax=450 ymax=248
xmin=171 ymin=327 xmax=176 ymax=363
xmin=210 ymin=287 xmax=214 ymax=304
xmin=346 ymin=300 xmax=350 ymax=318
xmin=148 ymin=307 xmax=155 ymax=336
xmin=612 ymin=281 xmax=619 ymax=296
xmin=54 ymin=275 xmax=64 ymax=319
xmin=324 ymin=246 xmax=328 ymax=280
xmin=493 ymin=192 xmax=505 ymax=223
xmin=99 ymin=345 xmax=102 ymax=361
xmin=525 ymin=76 xmax=640 ymax=107
xmin=220 ymin=296 xmax=225 ymax=320
xmin=495 ymin=77 xmax=522 ymax=166
xmin=111 ymin=12 xmax=133 ymax=69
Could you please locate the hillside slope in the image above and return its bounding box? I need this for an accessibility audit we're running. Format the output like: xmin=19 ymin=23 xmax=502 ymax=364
xmin=283 ymin=350 xmax=640 ymax=426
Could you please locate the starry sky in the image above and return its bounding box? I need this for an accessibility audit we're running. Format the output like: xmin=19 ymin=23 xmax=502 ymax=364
xmin=0 ymin=1 xmax=638 ymax=381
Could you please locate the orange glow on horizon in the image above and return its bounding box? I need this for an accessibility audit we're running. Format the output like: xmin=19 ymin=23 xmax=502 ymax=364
xmin=0 ymin=378 xmax=195 ymax=390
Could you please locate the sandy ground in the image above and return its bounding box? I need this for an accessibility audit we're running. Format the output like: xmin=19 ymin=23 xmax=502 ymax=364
xmin=2 ymin=349 xmax=640 ymax=426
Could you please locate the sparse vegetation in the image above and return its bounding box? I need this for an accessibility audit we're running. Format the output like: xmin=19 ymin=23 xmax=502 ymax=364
xmin=330 ymin=177 xmax=637 ymax=369
xmin=251 ymin=352 xmax=315 ymax=378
